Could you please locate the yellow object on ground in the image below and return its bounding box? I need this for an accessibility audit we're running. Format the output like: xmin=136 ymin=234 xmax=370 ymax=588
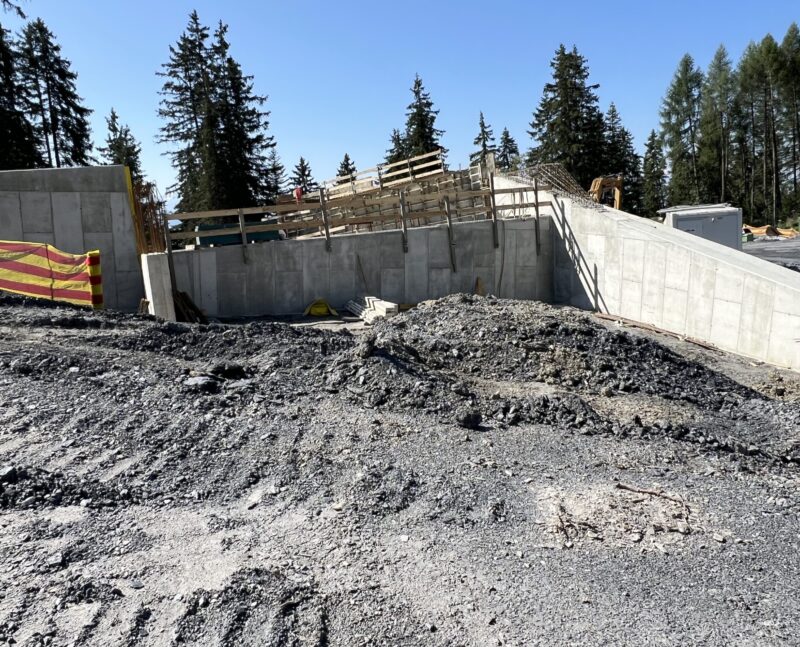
xmin=304 ymin=299 xmax=338 ymax=316
xmin=0 ymin=240 xmax=103 ymax=308
xmin=743 ymin=224 xmax=798 ymax=238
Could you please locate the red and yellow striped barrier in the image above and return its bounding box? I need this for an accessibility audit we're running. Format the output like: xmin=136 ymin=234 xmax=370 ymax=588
xmin=0 ymin=240 xmax=103 ymax=309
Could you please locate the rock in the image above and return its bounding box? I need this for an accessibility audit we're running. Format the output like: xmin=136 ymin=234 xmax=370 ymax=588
xmin=455 ymin=407 xmax=482 ymax=430
xmin=184 ymin=376 xmax=220 ymax=394
xmin=130 ymin=579 xmax=144 ymax=589
xmin=46 ymin=552 xmax=65 ymax=568
xmin=0 ymin=465 xmax=17 ymax=483
xmin=713 ymin=533 xmax=726 ymax=543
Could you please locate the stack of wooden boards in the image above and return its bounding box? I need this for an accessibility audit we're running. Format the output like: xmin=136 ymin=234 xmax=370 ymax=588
xmin=345 ymin=297 xmax=399 ymax=324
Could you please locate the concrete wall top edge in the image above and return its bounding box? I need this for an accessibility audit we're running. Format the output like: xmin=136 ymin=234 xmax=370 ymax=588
xmin=0 ymin=166 xmax=129 ymax=194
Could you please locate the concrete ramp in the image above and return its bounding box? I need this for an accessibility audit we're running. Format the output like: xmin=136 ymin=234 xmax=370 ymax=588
xmin=495 ymin=176 xmax=800 ymax=371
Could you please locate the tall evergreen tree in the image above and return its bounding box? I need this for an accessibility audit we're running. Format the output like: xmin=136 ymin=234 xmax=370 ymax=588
xmin=385 ymin=128 xmax=408 ymax=165
xmin=264 ymin=148 xmax=286 ymax=202
xmin=698 ymin=46 xmax=736 ymax=203
xmin=603 ymin=103 xmax=643 ymax=214
xmin=403 ymin=74 xmax=444 ymax=157
xmin=17 ymin=18 xmax=92 ymax=167
xmin=528 ymin=44 xmax=606 ymax=188
xmin=98 ymin=108 xmax=143 ymax=182
xmin=642 ymin=130 xmax=667 ymax=216
xmin=290 ymin=157 xmax=316 ymax=194
xmin=660 ymin=53 xmax=704 ymax=205
xmin=0 ymin=20 xmax=40 ymax=169
xmin=780 ymin=23 xmax=800 ymax=208
xmin=336 ymin=153 xmax=356 ymax=180
xmin=1 ymin=1 xmax=24 ymax=18
xmin=470 ymin=111 xmax=495 ymax=164
xmin=496 ymin=127 xmax=519 ymax=170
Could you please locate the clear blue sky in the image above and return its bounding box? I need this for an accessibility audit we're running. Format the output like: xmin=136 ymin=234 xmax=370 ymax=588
xmin=3 ymin=0 xmax=799 ymax=201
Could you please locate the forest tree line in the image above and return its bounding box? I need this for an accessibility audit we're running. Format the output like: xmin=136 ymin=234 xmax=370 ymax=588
xmin=1 ymin=4 xmax=799 ymax=226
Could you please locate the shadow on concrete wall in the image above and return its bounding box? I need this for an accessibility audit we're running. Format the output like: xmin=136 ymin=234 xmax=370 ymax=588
xmin=551 ymin=195 xmax=608 ymax=314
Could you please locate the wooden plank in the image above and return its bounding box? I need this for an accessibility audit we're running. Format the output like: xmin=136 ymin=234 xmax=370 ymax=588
xmin=443 ymin=195 xmax=456 ymax=272
xmin=319 ymin=188 xmax=332 ymax=252
xmin=494 ymin=201 xmax=552 ymax=211
xmin=379 ymin=148 xmax=441 ymax=172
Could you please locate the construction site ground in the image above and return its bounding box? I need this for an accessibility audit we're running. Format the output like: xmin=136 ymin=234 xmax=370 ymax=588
xmin=1 ymin=293 xmax=799 ymax=646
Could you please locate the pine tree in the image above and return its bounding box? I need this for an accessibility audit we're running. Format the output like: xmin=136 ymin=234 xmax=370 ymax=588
xmin=158 ymin=11 xmax=216 ymax=212
xmin=496 ymin=128 xmax=520 ymax=170
xmin=264 ymin=148 xmax=286 ymax=202
xmin=16 ymin=18 xmax=92 ymax=167
xmin=0 ymin=20 xmax=40 ymax=169
xmin=603 ymin=104 xmax=643 ymax=214
xmin=403 ymin=74 xmax=444 ymax=157
xmin=1 ymin=1 xmax=23 ymax=18
xmin=528 ymin=44 xmax=606 ymax=188
xmin=98 ymin=108 xmax=143 ymax=182
xmin=210 ymin=21 xmax=273 ymax=207
xmin=290 ymin=157 xmax=316 ymax=194
xmin=385 ymin=128 xmax=408 ymax=165
xmin=660 ymin=53 xmax=704 ymax=205
xmin=470 ymin=111 xmax=495 ymax=164
xmin=642 ymin=130 xmax=667 ymax=216
xmin=336 ymin=153 xmax=356 ymax=181
xmin=780 ymin=23 xmax=800 ymax=210
xmin=698 ymin=46 xmax=736 ymax=203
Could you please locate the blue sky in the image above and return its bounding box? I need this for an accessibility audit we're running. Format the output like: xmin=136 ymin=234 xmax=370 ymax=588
xmin=3 ymin=0 xmax=799 ymax=202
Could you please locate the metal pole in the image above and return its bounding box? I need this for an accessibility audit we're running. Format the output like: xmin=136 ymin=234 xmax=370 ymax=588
xmin=489 ymin=172 xmax=499 ymax=248
xmin=319 ymin=187 xmax=332 ymax=252
xmin=399 ymin=191 xmax=409 ymax=253
xmin=444 ymin=195 xmax=456 ymax=272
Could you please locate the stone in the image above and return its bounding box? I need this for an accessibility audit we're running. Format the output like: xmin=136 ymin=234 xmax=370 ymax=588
xmin=0 ymin=465 xmax=16 ymax=483
xmin=184 ymin=376 xmax=220 ymax=394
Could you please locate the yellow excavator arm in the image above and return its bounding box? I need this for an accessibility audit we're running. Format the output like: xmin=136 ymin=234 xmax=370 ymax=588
xmin=589 ymin=174 xmax=623 ymax=210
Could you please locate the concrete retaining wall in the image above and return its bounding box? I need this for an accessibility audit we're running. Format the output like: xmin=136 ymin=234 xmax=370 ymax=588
xmin=494 ymin=176 xmax=800 ymax=371
xmin=143 ymin=217 xmax=554 ymax=318
xmin=0 ymin=166 xmax=143 ymax=311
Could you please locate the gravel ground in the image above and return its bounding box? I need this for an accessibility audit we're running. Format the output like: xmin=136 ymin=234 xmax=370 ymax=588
xmin=0 ymin=292 xmax=799 ymax=646
xmin=743 ymin=237 xmax=800 ymax=272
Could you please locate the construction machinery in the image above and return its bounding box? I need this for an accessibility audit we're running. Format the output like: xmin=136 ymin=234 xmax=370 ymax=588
xmin=589 ymin=174 xmax=623 ymax=210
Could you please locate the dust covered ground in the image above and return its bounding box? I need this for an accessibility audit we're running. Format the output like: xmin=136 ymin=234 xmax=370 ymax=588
xmin=1 ymin=292 xmax=799 ymax=646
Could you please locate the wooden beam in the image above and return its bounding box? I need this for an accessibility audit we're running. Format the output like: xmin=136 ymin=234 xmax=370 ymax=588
xmin=443 ymin=195 xmax=456 ymax=272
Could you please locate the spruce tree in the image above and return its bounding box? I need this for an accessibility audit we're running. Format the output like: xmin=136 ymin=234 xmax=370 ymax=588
xmin=698 ymin=46 xmax=736 ymax=203
xmin=642 ymin=130 xmax=667 ymax=216
xmin=98 ymin=108 xmax=143 ymax=182
xmin=496 ymin=128 xmax=520 ymax=170
xmin=403 ymin=74 xmax=444 ymax=157
xmin=336 ymin=153 xmax=356 ymax=181
xmin=17 ymin=18 xmax=92 ymax=167
xmin=290 ymin=157 xmax=316 ymax=194
xmin=470 ymin=111 xmax=495 ymax=164
xmin=603 ymin=104 xmax=643 ymax=214
xmin=1 ymin=1 xmax=23 ymax=18
xmin=780 ymin=23 xmax=800 ymax=208
xmin=528 ymin=44 xmax=606 ymax=188
xmin=660 ymin=53 xmax=704 ymax=205
xmin=0 ymin=21 xmax=39 ymax=169
xmin=264 ymin=148 xmax=286 ymax=202
xmin=385 ymin=128 xmax=408 ymax=164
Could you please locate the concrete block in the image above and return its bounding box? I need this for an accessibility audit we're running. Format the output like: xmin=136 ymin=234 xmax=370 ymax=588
xmin=217 ymin=271 xmax=247 ymax=317
xmin=51 ymin=192 xmax=84 ymax=253
xmin=173 ymin=252 xmax=192 ymax=293
xmin=353 ymin=234 xmax=381 ymax=297
xmin=274 ymin=240 xmax=303 ymax=272
xmin=110 ymin=193 xmax=140 ymax=273
xmin=428 ymin=267 xmax=451 ymax=299
xmin=20 ymin=192 xmax=53 ymax=233
xmin=622 ymin=238 xmax=645 ymax=283
xmin=244 ymin=244 xmax=275 ymax=316
xmin=774 ymin=289 xmax=800 ymax=317
xmin=24 ymin=232 xmax=55 ymax=246
xmin=0 ymin=166 xmax=128 ymax=193
xmin=602 ymin=235 xmax=622 ymax=310
xmin=115 ymin=270 xmax=144 ymax=311
xmin=496 ymin=223 xmax=517 ymax=297
xmin=274 ymin=271 xmax=304 ymax=314
xmin=664 ymin=244 xmax=691 ymax=290
xmin=404 ymin=228 xmax=429 ymax=304
xmin=302 ymin=239 xmax=331 ymax=306
xmin=641 ymin=241 xmax=666 ymax=324
xmin=451 ymin=227 xmax=474 ymax=294
xmin=379 ymin=231 xmax=405 ymax=269
xmin=473 ymin=266 xmax=495 ymax=296
xmin=710 ymin=298 xmax=742 ymax=352
xmin=713 ymin=265 xmax=744 ymax=303
xmin=327 ymin=237 xmax=355 ymax=307
xmin=686 ymin=256 xmax=716 ymax=340
xmin=198 ymin=250 xmax=219 ymax=316
xmin=619 ymin=279 xmax=643 ymax=321
xmin=0 ymin=191 xmax=23 ymax=240
xmin=737 ymin=277 xmax=775 ymax=360
xmin=380 ymin=268 xmax=405 ymax=303
xmin=141 ymin=253 xmax=175 ymax=321
xmin=766 ymin=312 xmax=799 ymax=368
xmin=514 ymin=267 xmax=537 ymax=300
xmin=661 ymin=287 xmax=688 ymax=334
xmin=514 ymin=224 xmax=538 ymax=268
xmin=428 ymin=227 xmax=451 ymax=269
xmin=80 ymin=192 xmax=112 ymax=233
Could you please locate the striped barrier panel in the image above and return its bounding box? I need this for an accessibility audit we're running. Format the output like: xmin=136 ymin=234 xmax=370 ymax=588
xmin=0 ymin=240 xmax=103 ymax=309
